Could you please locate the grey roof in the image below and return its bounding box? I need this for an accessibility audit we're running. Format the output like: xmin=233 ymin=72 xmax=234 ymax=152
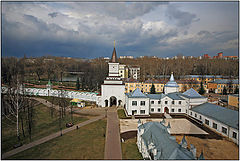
xmin=166 ymin=92 xmax=185 ymax=100
xmin=191 ymin=103 xmax=239 ymax=129
xmin=212 ymin=79 xmax=239 ymax=84
xmin=147 ymin=93 xmax=165 ymax=99
xmin=182 ymin=88 xmax=205 ymax=98
xmin=139 ymin=122 xmax=195 ymax=160
xmin=126 ymin=88 xmax=148 ymax=98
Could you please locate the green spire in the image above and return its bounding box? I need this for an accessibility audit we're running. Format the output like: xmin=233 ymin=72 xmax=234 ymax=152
xmin=47 ymin=80 xmax=52 ymax=85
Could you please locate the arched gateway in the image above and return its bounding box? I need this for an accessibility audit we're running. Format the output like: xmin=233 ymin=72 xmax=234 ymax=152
xmin=164 ymin=107 xmax=169 ymax=114
xmin=110 ymin=96 xmax=117 ymax=106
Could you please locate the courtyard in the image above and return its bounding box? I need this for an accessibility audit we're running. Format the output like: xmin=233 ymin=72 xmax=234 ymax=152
xmin=120 ymin=118 xmax=208 ymax=135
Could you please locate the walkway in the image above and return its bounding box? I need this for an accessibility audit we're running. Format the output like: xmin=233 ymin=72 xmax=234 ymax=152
xmin=104 ymin=107 xmax=122 ymax=160
xmin=164 ymin=112 xmax=172 ymax=119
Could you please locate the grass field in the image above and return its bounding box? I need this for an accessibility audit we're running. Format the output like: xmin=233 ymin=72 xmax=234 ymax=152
xmin=117 ymin=109 xmax=128 ymax=119
xmin=2 ymin=103 xmax=88 ymax=153
xmin=8 ymin=119 xmax=107 ymax=159
xmin=121 ymin=137 xmax=143 ymax=160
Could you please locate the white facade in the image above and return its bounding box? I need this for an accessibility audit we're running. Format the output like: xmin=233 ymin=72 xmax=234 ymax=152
xmin=1 ymin=87 xmax=97 ymax=102
xmin=125 ymin=97 xmax=150 ymax=116
xmin=129 ymin=66 xmax=140 ymax=80
xmin=101 ymin=84 xmax=125 ymax=107
xmin=109 ymin=62 xmax=119 ymax=77
xmin=189 ymin=109 xmax=239 ymax=144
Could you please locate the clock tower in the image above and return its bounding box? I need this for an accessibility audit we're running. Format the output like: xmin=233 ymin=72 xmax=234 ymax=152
xmin=99 ymin=41 xmax=125 ymax=107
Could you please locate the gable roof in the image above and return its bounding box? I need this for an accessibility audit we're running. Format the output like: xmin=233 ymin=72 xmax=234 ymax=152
xmin=182 ymin=88 xmax=205 ymax=98
xmin=139 ymin=122 xmax=195 ymax=160
xmin=147 ymin=93 xmax=165 ymax=99
xmin=191 ymin=103 xmax=239 ymax=129
xmin=126 ymin=88 xmax=148 ymax=98
xmin=166 ymin=92 xmax=185 ymax=100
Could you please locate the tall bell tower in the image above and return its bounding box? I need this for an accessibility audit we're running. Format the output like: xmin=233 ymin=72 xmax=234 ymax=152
xmin=100 ymin=41 xmax=125 ymax=107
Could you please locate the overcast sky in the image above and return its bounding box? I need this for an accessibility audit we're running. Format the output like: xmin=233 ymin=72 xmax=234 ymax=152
xmin=2 ymin=1 xmax=239 ymax=58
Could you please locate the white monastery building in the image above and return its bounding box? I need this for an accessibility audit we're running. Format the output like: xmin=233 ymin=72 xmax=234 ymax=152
xmin=95 ymin=43 xmax=238 ymax=144
xmin=124 ymin=73 xmax=239 ymax=144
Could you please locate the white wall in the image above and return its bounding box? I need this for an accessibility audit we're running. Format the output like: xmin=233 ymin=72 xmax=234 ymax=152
xmin=2 ymin=87 xmax=97 ymax=102
xmin=100 ymin=84 xmax=125 ymax=107
xmin=125 ymin=97 xmax=149 ymax=116
xmin=189 ymin=109 xmax=239 ymax=144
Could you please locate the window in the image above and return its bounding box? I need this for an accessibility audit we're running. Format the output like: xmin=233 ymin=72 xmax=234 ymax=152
xmin=151 ymin=108 xmax=154 ymax=112
xmin=190 ymin=112 xmax=192 ymax=115
xmin=140 ymin=101 xmax=145 ymax=106
xmin=132 ymin=101 xmax=137 ymax=106
xmin=151 ymin=101 xmax=154 ymax=104
xmin=130 ymin=90 xmax=132 ymax=92
xmin=140 ymin=110 xmax=145 ymax=114
xmin=186 ymin=110 xmax=187 ymax=113
xmin=222 ymin=127 xmax=227 ymax=134
xmin=233 ymin=132 xmax=237 ymax=139
xmin=158 ymin=108 xmax=161 ymax=112
xmin=171 ymin=109 xmax=174 ymax=112
xmin=120 ymin=71 xmax=123 ymax=73
xmin=172 ymin=101 xmax=174 ymax=104
xmin=205 ymin=119 xmax=209 ymax=125
xmin=199 ymin=115 xmax=202 ymax=120
xmin=213 ymin=122 xmax=217 ymax=129
xmin=165 ymin=101 xmax=168 ymax=104
xmin=195 ymin=113 xmax=197 ymax=117
xmin=158 ymin=101 xmax=161 ymax=104
xmin=179 ymin=101 xmax=181 ymax=104
xmin=178 ymin=109 xmax=181 ymax=112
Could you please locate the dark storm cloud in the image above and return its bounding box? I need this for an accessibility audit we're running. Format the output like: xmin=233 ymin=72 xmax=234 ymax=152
xmin=48 ymin=12 xmax=58 ymax=18
xmin=1 ymin=2 xmax=238 ymax=58
xmin=166 ymin=5 xmax=200 ymax=26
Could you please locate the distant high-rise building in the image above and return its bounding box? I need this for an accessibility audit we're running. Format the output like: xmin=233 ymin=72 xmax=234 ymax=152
xmin=129 ymin=65 xmax=140 ymax=80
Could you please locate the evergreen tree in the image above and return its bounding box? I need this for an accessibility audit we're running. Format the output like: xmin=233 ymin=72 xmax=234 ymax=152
xmin=234 ymin=86 xmax=239 ymax=94
xmin=222 ymin=86 xmax=227 ymax=95
xmin=198 ymin=81 xmax=205 ymax=95
xmin=76 ymin=77 xmax=80 ymax=90
xmin=150 ymin=83 xmax=156 ymax=94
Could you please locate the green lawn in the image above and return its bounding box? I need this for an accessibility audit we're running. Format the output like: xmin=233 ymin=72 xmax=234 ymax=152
xmin=8 ymin=119 xmax=107 ymax=159
xmin=37 ymin=96 xmax=72 ymax=106
xmin=2 ymin=103 xmax=88 ymax=153
xmin=122 ymin=137 xmax=143 ymax=160
xmin=117 ymin=109 xmax=128 ymax=119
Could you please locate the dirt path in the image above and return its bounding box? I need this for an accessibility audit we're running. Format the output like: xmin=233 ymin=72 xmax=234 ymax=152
xmin=104 ymin=107 xmax=122 ymax=160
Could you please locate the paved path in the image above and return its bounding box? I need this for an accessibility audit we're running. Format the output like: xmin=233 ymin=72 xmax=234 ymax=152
xmin=164 ymin=112 xmax=172 ymax=119
xmin=104 ymin=107 xmax=122 ymax=160
xmin=2 ymin=98 xmax=105 ymax=159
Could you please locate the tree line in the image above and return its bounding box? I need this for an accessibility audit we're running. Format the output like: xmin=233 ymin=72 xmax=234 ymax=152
xmin=2 ymin=56 xmax=238 ymax=90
